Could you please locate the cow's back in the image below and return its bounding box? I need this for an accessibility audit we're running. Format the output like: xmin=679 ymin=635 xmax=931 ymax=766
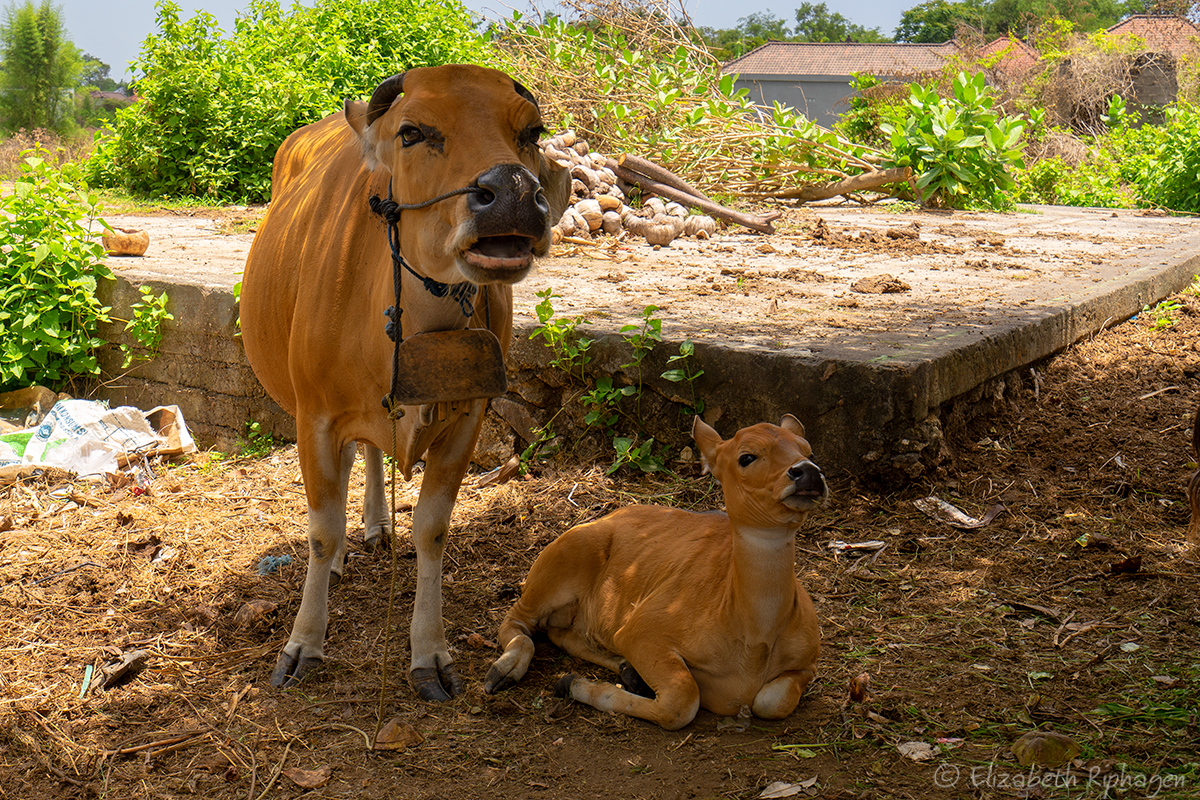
xmin=241 ymin=113 xmax=383 ymax=417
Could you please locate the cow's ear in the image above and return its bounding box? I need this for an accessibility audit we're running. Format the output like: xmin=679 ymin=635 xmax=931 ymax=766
xmin=538 ymin=155 xmax=571 ymax=227
xmin=344 ymin=100 xmax=369 ymax=137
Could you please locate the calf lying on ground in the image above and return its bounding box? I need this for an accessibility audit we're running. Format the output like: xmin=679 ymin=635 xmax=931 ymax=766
xmin=485 ymin=415 xmax=826 ymax=730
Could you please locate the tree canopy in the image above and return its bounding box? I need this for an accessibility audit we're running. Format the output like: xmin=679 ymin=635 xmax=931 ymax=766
xmin=0 ymin=0 xmax=82 ymax=131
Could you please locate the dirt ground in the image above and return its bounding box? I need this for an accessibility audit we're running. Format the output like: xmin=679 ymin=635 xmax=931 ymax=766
xmin=4 ymin=236 xmax=1200 ymax=798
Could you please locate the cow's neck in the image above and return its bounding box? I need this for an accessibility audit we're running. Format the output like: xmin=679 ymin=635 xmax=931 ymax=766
xmin=726 ymin=523 xmax=798 ymax=637
xmin=399 ymin=268 xmax=477 ymax=336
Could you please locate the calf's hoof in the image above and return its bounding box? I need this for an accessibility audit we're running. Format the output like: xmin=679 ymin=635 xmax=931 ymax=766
xmin=554 ymin=673 xmax=576 ymax=699
xmin=412 ymin=664 xmax=464 ymax=702
xmin=618 ymin=660 xmax=655 ymax=698
xmin=484 ymin=664 xmax=517 ymax=695
xmin=270 ymin=646 xmax=322 ymax=689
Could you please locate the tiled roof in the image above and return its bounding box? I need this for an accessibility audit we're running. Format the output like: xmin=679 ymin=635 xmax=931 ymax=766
xmin=978 ymin=36 xmax=1039 ymax=74
xmin=1106 ymin=14 xmax=1200 ymax=55
xmin=723 ymin=41 xmax=957 ymax=77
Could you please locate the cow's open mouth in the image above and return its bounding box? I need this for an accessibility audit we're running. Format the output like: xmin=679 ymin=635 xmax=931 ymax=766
xmin=465 ymin=235 xmax=535 ymax=270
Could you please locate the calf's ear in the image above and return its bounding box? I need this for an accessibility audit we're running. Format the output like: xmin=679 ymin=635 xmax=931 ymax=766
xmin=691 ymin=416 xmax=722 ymax=478
xmin=780 ymin=414 xmax=805 ymax=437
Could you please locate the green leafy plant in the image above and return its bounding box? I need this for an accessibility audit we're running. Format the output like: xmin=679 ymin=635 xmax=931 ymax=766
xmin=1101 ymin=94 xmax=1139 ymax=129
xmin=530 ymin=288 xmax=593 ymax=380
xmin=1144 ymin=299 xmax=1181 ymax=331
xmin=119 ymin=285 xmax=172 ymax=367
xmin=608 ymin=435 xmax=663 ymax=475
xmin=239 ymin=419 xmax=276 ymax=457
xmin=519 ymin=422 xmax=559 ymax=470
xmin=85 ymin=0 xmax=485 ymax=202
xmin=660 ymin=339 xmax=705 ymax=415
xmin=581 ymin=375 xmax=636 ymax=434
xmin=0 ymin=149 xmax=112 ymax=391
xmin=882 ymin=71 xmax=1026 ymax=210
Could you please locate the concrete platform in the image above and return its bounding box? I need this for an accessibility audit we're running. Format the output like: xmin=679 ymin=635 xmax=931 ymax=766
xmin=92 ymin=203 xmax=1200 ymax=482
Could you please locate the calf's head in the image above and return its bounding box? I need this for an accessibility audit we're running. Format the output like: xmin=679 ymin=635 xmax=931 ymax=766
xmin=693 ymin=415 xmax=828 ymax=530
xmin=345 ymin=64 xmax=570 ymax=285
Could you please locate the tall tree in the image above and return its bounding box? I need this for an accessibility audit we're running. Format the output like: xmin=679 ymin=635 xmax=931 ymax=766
xmin=895 ymin=0 xmax=989 ymax=42
xmin=794 ymin=2 xmax=891 ymax=42
xmin=0 ymin=0 xmax=81 ymax=131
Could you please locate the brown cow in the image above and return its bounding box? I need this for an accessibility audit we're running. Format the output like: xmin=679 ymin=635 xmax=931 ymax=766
xmin=485 ymin=415 xmax=825 ymax=729
xmin=239 ymin=65 xmax=569 ymax=700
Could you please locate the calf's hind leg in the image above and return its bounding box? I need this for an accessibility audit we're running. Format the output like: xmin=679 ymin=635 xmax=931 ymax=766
xmin=557 ymin=650 xmax=701 ymax=731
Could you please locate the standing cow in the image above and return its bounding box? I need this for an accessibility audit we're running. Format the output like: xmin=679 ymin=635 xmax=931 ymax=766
xmin=240 ymin=65 xmax=569 ymax=700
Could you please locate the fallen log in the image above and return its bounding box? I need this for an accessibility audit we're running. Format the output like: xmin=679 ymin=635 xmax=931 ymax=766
xmin=616 ymin=153 xmax=714 ymax=204
xmin=745 ymin=167 xmax=913 ymax=202
xmin=607 ymin=160 xmax=780 ymax=235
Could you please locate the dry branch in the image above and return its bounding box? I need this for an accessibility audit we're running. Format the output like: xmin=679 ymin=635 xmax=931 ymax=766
xmin=608 ymin=160 xmax=780 ymax=234
xmin=746 ymin=167 xmax=913 ymax=202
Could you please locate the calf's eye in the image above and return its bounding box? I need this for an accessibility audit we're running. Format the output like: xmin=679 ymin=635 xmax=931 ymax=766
xmin=738 ymin=453 xmax=757 ymax=467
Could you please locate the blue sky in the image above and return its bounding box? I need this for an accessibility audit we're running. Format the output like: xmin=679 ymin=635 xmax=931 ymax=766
xmin=59 ymin=0 xmax=911 ymax=82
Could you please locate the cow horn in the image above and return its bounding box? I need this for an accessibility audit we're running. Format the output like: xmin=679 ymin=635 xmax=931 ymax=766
xmin=366 ymin=73 xmax=405 ymax=128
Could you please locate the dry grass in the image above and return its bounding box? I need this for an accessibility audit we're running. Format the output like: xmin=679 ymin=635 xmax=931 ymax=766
xmin=0 ymin=129 xmax=94 ymax=179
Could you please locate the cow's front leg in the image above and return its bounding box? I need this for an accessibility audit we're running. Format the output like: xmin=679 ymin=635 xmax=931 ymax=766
xmin=272 ymin=428 xmax=353 ymax=688
xmin=408 ymin=402 xmax=485 ymax=701
xmin=362 ymin=444 xmax=391 ymax=549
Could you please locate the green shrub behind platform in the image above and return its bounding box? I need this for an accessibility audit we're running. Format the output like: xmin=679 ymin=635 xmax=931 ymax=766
xmin=84 ymin=0 xmax=485 ymax=203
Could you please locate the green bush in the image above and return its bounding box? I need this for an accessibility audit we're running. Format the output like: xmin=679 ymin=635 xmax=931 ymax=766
xmin=84 ymin=0 xmax=486 ymax=202
xmin=0 ymin=150 xmax=112 ymax=391
xmin=1129 ymin=104 xmax=1200 ymax=213
xmin=882 ymin=71 xmax=1025 ymax=210
xmin=1014 ymin=103 xmax=1200 ymax=213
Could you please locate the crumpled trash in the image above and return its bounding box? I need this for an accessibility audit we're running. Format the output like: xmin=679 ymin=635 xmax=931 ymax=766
xmin=0 ymin=398 xmax=196 ymax=481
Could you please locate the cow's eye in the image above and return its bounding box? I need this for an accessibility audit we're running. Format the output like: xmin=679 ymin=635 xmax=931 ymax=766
xmin=521 ymin=125 xmax=545 ymax=148
xmin=738 ymin=453 xmax=757 ymax=468
xmin=398 ymin=126 xmax=424 ymax=147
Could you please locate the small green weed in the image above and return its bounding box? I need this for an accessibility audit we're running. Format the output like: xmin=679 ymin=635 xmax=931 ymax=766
xmin=661 ymin=339 xmax=705 ymax=416
xmin=530 ymin=288 xmax=592 ymax=380
xmin=608 ymin=435 xmax=663 ymax=475
xmin=119 ymin=286 xmax=173 ymax=367
xmin=239 ymin=420 xmax=276 ymax=457
xmin=1143 ymin=299 xmax=1181 ymax=331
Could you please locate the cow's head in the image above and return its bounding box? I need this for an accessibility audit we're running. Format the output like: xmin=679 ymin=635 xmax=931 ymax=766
xmin=345 ymin=65 xmax=570 ymax=286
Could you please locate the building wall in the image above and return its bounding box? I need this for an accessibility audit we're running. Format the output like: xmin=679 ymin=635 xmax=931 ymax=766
xmin=733 ymin=74 xmax=856 ymax=127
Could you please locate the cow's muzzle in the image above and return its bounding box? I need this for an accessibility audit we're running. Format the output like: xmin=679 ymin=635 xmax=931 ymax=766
xmin=462 ymin=164 xmax=550 ymax=275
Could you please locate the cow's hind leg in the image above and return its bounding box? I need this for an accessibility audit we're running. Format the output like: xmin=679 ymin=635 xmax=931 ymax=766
xmin=408 ymin=403 xmax=485 ymax=701
xmin=271 ymin=426 xmax=354 ymax=688
xmin=362 ymin=444 xmax=391 ymax=549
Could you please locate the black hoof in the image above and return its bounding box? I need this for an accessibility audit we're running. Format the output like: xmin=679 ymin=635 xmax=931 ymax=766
xmin=554 ymin=673 xmax=576 ymax=699
xmin=270 ymin=651 xmax=322 ymax=689
xmin=412 ymin=664 xmax=464 ymax=702
xmin=484 ymin=666 xmax=516 ymax=695
xmin=618 ymin=660 xmax=655 ymax=699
